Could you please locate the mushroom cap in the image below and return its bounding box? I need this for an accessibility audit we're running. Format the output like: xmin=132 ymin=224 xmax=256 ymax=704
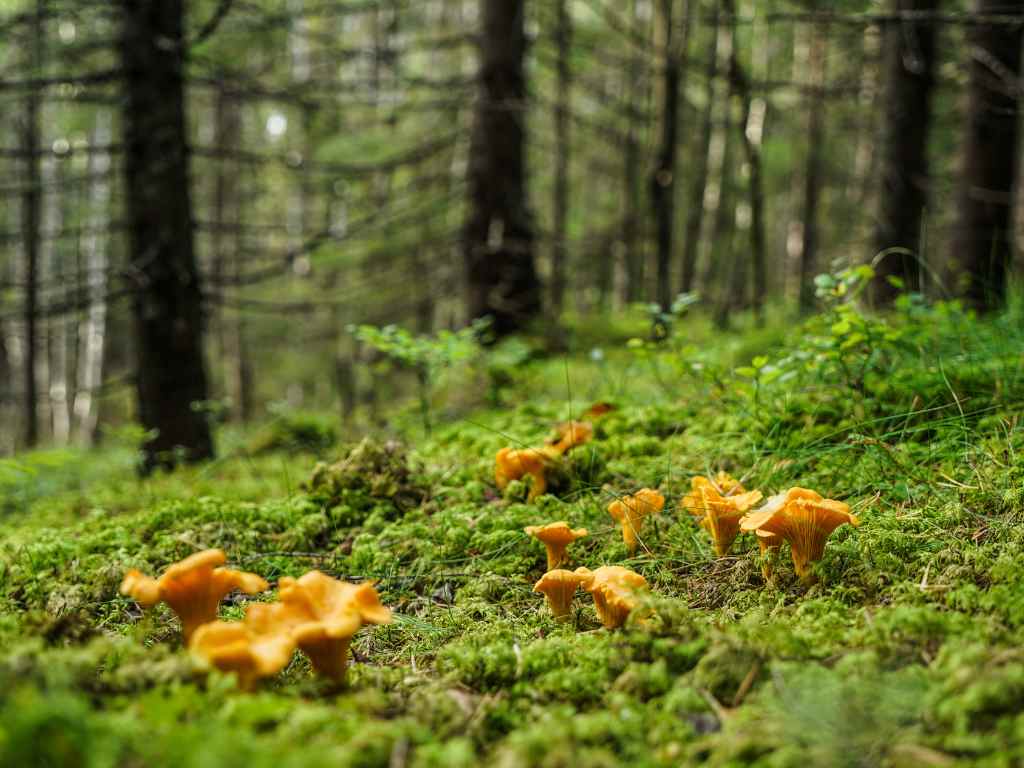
xmin=607 ymin=488 xmax=665 ymax=523
xmin=279 ymin=571 xmax=392 ymax=628
xmin=578 ymin=565 xmax=648 ymax=594
xmin=189 ymin=618 xmax=296 ymax=685
xmin=495 ymin=446 xmax=559 ymax=486
xmin=533 ymin=568 xmax=588 ymax=594
xmin=524 ymin=521 xmax=589 ymax=546
xmin=682 ymin=475 xmax=757 ymax=517
xmin=549 ymin=420 xmax=594 ymax=453
xmin=581 ymin=402 xmax=616 ymax=419
xmin=575 ymin=565 xmax=650 ymax=629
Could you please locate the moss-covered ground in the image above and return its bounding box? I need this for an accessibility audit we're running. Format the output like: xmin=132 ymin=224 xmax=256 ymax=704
xmin=3 ymin=290 xmax=1024 ymax=767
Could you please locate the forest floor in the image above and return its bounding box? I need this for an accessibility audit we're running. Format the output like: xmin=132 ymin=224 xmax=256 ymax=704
xmin=3 ymin=284 xmax=1024 ymax=767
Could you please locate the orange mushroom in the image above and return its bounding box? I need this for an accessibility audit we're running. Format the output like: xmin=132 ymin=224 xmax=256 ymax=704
xmin=683 ymin=476 xmax=763 ymax=556
xmin=533 ymin=569 xmax=588 ymax=619
xmin=277 ymin=571 xmax=392 ymax=681
xmin=495 ymin=445 xmax=561 ymax=501
xmin=607 ymin=488 xmax=665 ymax=555
xmin=524 ymin=521 xmax=589 ymax=570
xmin=548 ymin=420 xmax=594 ymax=453
xmin=575 ymin=565 xmax=650 ymax=629
xmin=580 ymin=401 xmax=616 ymax=419
xmin=740 ymin=488 xmax=860 ymax=583
xmin=188 ymin=603 xmax=297 ymax=690
xmin=120 ymin=549 xmax=268 ymax=642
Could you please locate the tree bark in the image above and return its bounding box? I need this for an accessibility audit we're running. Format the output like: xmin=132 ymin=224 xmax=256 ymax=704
xmin=651 ymin=0 xmax=690 ymax=312
xmin=798 ymin=22 xmax=828 ymax=314
xmin=550 ymin=0 xmax=572 ymax=319
xmin=681 ymin=4 xmax=719 ymax=296
xmin=950 ymin=0 xmax=1024 ymax=311
xmin=871 ymin=0 xmax=938 ymax=305
xmin=20 ymin=0 xmax=44 ymax=448
xmin=121 ymin=0 xmax=214 ymax=471
xmin=463 ymin=0 xmax=541 ymax=337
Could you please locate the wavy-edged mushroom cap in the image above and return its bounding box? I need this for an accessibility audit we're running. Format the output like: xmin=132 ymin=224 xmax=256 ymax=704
xmin=189 ymin=610 xmax=296 ymax=691
xmin=549 ymin=420 xmax=594 ymax=454
xmin=524 ymin=521 xmax=589 ymax=570
xmin=740 ymin=487 xmax=860 ymax=582
xmin=533 ymin=569 xmax=588 ymax=619
xmin=278 ymin=571 xmax=392 ymax=680
xmin=495 ymin=446 xmax=561 ymax=501
xmin=607 ymin=488 xmax=665 ymax=555
xmin=120 ymin=549 xmax=269 ymax=642
xmin=575 ymin=565 xmax=649 ymax=629
xmin=692 ymin=483 xmax=764 ymax=557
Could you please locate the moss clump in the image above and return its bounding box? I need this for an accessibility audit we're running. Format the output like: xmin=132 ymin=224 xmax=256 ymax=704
xmin=304 ymin=438 xmax=430 ymax=525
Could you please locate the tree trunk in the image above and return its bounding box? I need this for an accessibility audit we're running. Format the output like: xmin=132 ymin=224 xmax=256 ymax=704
xmin=681 ymin=4 xmax=719 ymax=296
xmin=871 ymin=0 xmax=938 ymax=305
xmin=73 ymin=111 xmax=112 ymax=446
xmin=550 ymin=0 xmax=572 ymax=319
xmin=20 ymin=0 xmax=44 ymax=449
xmin=463 ymin=0 xmax=541 ymax=337
xmin=798 ymin=22 xmax=828 ymax=314
xmin=42 ymin=153 xmax=69 ymax=445
xmin=651 ymin=0 xmax=690 ymax=312
xmin=950 ymin=0 xmax=1024 ymax=311
xmin=702 ymin=21 xmax=735 ymax=297
xmin=622 ymin=0 xmax=645 ymax=304
xmin=121 ymin=0 xmax=214 ymax=471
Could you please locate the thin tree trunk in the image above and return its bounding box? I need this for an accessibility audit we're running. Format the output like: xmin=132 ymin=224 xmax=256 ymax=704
xmin=42 ymin=153 xmax=69 ymax=444
xmin=871 ymin=0 xmax=938 ymax=305
xmin=681 ymin=4 xmax=719 ymax=296
xmin=463 ymin=0 xmax=541 ymax=337
xmin=950 ymin=0 xmax=1024 ymax=311
xmin=74 ymin=111 xmax=112 ymax=446
xmin=702 ymin=21 xmax=735 ymax=296
xmin=798 ymin=22 xmax=828 ymax=314
xmin=651 ymin=0 xmax=690 ymax=312
xmin=20 ymin=0 xmax=44 ymax=448
xmin=550 ymin=0 xmax=572 ymax=318
xmin=622 ymin=0 xmax=645 ymax=304
xmin=121 ymin=0 xmax=214 ymax=471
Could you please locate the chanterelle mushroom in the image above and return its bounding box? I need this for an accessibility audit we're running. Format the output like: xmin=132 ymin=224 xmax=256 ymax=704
xmin=188 ymin=603 xmax=297 ymax=690
xmin=533 ymin=569 xmax=588 ymax=619
xmin=120 ymin=549 xmax=268 ymax=642
xmin=575 ymin=565 xmax=649 ymax=629
xmin=524 ymin=521 xmax=589 ymax=570
xmin=548 ymin=420 xmax=594 ymax=453
xmin=683 ymin=476 xmax=763 ymax=556
xmin=607 ymin=488 xmax=665 ymax=555
xmin=277 ymin=571 xmax=392 ymax=681
xmin=495 ymin=446 xmax=561 ymax=501
xmin=740 ymin=487 xmax=860 ymax=583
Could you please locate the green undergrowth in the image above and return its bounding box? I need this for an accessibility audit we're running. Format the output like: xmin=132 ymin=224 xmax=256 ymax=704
xmin=3 ymin=291 xmax=1024 ymax=767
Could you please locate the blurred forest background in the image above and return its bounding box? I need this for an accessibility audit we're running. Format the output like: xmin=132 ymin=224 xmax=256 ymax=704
xmin=0 ymin=0 xmax=1022 ymax=468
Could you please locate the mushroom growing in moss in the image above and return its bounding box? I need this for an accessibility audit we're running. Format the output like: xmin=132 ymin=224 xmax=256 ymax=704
xmin=120 ymin=549 xmax=268 ymax=642
xmin=533 ymin=569 xmax=588 ymax=620
xmin=524 ymin=521 xmax=589 ymax=570
xmin=495 ymin=446 xmax=561 ymax=501
xmin=548 ymin=420 xmax=594 ymax=453
xmin=575 ymin=565 xmax=649 ymax=629
xmin=740 ymin=487 xmax=860 ymax=584
xmin=188 ymin=603 xmax=297 ymax=691
xmin=683 ymin=477 xmax=763 ymax=556
xmin=277 ymin=571 xmax=392 ymax=681
xmin=607 ymin=488 xmax=665 ymax=555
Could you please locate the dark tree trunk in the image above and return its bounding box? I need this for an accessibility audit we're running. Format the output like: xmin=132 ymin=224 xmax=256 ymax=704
xmin=121 ymin=0 xmax=214 ymax=471
xmin=550 ymin=0 xmax=571 ymax=319
xmin=651 ymin=0 xmax=690 ymax=312
xmin=681 ymin=4 xmax=719 ymax=296
xmin=871 ymin=0 xmax=938 ymax=305
xmin=951 ymin=0 xmax=1024 ymax=311
xmin=798 ymin=24 xmax=828 ymax=314
xmin=463 ymin=0 xmax=541 ymax=337
xmin=21 ymin=0 xmax=44 ymax=448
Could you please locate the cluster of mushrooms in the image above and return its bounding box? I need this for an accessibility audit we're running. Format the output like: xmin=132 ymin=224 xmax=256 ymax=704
xmin=504 ymin=413 xmax=862 ymax=627
xmin=120 ymin=550 xmax=390 ymax=689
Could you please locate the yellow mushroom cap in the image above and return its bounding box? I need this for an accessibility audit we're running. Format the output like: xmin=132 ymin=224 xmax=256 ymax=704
xmin=524 ymin=521 xmax=589 ymax=570
xmin=740 ymin=487 xmax=859 ymax=581
xmin=495 ymin=446 xmax=560 ymax=500
xmin=189 ymin=614 xmax=296 ymax=690
xmin=576 ymin=565 xmax=649 ymax=629
xmin=607 ymin=488 xmax=665 ymax=555
xmin=549 ymin=420 xmax=594 ymax=454
xmin=119 ymin=549 xmax=269 ymax=642
xmin=533 ymin=569 xmax=588 ymax=619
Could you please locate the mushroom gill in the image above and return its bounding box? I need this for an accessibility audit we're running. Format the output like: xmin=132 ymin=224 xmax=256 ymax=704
xmin=575 ymin=565 xmax=649 ymax=629
xmin=740 ymin=487 xmax=860 ymax=583
xmin=120 ymin=549 xmax=268 ymax=642
xmin=533 ymin=569 xmax=588 ymax=619
xmin=524 ymin=521 xmax=589 ymax=570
